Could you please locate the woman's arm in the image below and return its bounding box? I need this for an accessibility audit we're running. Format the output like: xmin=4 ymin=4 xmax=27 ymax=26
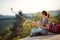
xmin=37 ymin=21 xmax=41 ymax=28
xmin=29 ymin=20 xmax=37 ymax=25
xmin=46 ymin=24 xmax=49 ymax=30
xmin=40 ymin=24 xmax=49 ymax=30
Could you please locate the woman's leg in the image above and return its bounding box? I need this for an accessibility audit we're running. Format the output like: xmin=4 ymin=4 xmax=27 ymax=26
xmin=39 ymin=28 xmax=48 ymax=35
xmin=30 ymin=28 xmax=48 ymax=37
xmin=30 ymin=28 xmax=39 ymax=36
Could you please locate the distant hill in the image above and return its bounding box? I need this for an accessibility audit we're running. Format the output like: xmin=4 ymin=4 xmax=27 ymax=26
xmin=49 ymin=10 xmax=60 ymax=17
xmin=24 ymin=10 xmax=60 ymax=17
xmin=0 ymin=15 xmax=15 ymax=30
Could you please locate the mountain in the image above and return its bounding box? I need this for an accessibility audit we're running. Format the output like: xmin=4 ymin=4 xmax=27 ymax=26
xmin=0 ymin=15 xmax=15 ymax=30
xmin=49 ymin=10 xmax=60 ymax=17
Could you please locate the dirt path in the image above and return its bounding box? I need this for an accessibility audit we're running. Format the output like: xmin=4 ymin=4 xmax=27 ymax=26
xmin=20 ymin=34 xmax=60 ymax=40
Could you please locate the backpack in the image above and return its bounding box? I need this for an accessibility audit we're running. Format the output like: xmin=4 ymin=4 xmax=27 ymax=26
xmin=49 ymin=23 xmax=60 ymax=34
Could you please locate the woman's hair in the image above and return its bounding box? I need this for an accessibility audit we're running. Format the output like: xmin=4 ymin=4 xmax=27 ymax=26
xmin=42 ymin=11 xmax=49 ymax=18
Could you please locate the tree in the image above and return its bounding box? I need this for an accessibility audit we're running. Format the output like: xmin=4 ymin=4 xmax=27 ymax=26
xmin=55 ymin=13 xmax=60 ymax=23
xmin=7 ymin=10 xmax=25 ymax=40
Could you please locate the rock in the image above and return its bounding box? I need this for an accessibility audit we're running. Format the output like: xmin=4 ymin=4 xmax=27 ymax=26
xmin=20 ymin=34 xmax=60 ymax=40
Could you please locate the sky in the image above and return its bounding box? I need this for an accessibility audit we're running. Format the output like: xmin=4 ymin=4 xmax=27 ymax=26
xmin=0 ymin=0 xmax=60 ymax=15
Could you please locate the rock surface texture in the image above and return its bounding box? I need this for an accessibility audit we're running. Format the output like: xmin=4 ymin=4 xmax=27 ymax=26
xmin=20 ymin=34 xmax=60 ymax=40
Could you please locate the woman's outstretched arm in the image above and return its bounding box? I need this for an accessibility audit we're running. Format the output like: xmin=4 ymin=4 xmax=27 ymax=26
xmin=29 ymin=20 xmax=37 ymax=25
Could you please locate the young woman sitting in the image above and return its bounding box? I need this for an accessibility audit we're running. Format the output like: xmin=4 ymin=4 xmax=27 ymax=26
xmin=30 ymin=11 xmax=49 ymax=37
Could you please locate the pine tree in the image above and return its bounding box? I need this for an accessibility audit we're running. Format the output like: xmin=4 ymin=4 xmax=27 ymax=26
xmin=7 ymin=11 xmax=25 ymax=40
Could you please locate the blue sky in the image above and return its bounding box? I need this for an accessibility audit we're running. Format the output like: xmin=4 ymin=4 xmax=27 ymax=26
xmin=0 ymin=0 xmax=60 ymax=15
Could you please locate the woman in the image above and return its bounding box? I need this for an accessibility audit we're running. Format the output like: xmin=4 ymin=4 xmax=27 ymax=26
xmin=30 ymin=11 xmax=49 ymax=37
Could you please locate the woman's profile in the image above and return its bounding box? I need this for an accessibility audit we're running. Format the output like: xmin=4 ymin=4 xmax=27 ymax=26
xmin=30 ymin=11 xmax=49 ymax=37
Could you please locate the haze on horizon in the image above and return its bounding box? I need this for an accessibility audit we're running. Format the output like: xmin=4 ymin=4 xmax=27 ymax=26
xmin=0 ymin=0 xmax=60 ymax=15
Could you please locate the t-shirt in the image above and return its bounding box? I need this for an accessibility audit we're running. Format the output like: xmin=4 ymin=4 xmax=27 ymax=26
xmin=39 ymin=17 xmax=48 ymax=27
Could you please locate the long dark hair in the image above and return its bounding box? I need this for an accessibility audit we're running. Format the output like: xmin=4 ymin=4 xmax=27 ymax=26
xmin=42 ymin=11 xmax=49 ymax=18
